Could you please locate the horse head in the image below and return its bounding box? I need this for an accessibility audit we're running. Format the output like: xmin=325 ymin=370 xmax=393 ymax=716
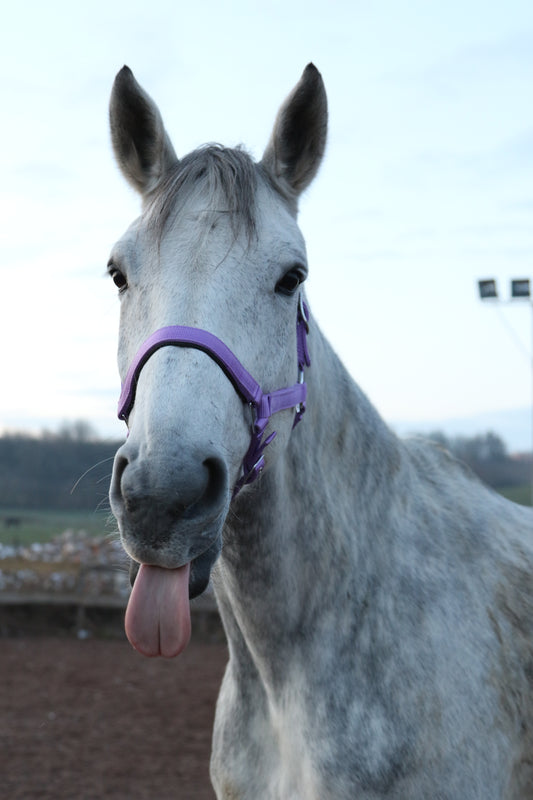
xmin=107 ymin=64 xmax=327 ymax=656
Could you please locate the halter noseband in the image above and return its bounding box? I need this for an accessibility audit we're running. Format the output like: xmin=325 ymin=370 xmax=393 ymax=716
xmin=117 ymin=296 xmax=311 ymax=496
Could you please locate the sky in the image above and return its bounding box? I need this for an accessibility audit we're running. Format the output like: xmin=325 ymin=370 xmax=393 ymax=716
xmin=1 ymin=0 xmax=532 ymax=451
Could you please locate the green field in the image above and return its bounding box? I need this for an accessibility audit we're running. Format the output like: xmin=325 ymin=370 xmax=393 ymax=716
xmin=0 ymin=486 xmax=530 ymax=550
xmin=498 ymin=485 xmax=532 ymax=507
xmin=0 ymin=508 xmax=114 ymax=546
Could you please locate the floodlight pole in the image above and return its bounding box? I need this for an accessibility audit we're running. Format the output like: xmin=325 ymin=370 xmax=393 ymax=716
xmin=530 ymin=302 xmax=533 ymax=506
xmin=477 ymin=278 xmax=533 ymax=506
xmin=526 ymin=300 xmax=533 ymax=506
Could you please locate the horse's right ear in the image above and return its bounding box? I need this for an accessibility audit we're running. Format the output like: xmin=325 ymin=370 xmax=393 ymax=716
xmin=109 ymin=66 xmax=178 ymax=199
xmin=261 ymin=64 xmax=327 ymax=203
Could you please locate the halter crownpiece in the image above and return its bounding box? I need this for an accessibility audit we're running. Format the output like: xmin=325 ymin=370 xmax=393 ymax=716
xmin=117 ymin=296 xmax=311 ymax=496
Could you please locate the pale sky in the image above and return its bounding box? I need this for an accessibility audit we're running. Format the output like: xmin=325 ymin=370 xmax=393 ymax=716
xmin=1 ymin=0 xmax=532 ymax=450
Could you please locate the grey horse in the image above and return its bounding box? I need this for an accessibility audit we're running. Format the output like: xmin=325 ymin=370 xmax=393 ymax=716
xmin=107 ymin=63 xmax=533 ymax=798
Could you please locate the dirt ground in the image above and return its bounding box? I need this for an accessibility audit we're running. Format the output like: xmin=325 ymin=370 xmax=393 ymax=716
xmin=1 ymin=632 xmax=228 ymax=800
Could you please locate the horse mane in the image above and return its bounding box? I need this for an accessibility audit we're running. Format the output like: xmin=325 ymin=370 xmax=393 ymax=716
xmin=147 ymin=144 xmax=259 ymax=241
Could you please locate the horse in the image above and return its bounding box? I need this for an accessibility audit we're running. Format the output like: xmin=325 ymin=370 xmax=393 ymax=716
xmin=106 ymin=64 xmax=533 ymax=799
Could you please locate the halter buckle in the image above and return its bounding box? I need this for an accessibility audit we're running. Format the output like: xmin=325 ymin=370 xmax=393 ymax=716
xmin=298 ymin=293 xmax=310 ymax=333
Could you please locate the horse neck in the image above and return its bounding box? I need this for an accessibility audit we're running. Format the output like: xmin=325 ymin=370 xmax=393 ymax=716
xmin=216 ymin=319 xmax=401 ymax=679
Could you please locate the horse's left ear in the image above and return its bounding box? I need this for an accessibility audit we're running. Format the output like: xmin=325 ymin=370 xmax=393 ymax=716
xmin=109 ymin=66 xmax=178 ymax=199
xmin=261 ymin=64 xmax=327 ymax=201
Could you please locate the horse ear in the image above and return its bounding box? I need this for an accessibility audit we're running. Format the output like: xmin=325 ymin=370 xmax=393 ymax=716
xmin=109 ymin=66 xmax=178 ymax=198
xmin=261 ymin=64 xmax=327 ymax=201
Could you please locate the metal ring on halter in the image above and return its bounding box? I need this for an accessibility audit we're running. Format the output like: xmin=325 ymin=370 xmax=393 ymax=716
xmin=296 ymin=368 xmax=305 ymax=415
xmin=248 ymin=401 xmax=258 ymax=435
xmin=299 ymin=293 xmax=310 ymax=333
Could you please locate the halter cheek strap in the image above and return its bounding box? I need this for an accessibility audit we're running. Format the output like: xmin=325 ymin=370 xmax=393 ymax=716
xmin=117 ymin=297 xmax=311 ymax=496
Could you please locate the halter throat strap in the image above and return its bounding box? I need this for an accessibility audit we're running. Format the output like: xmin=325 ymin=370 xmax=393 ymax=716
xmin=117 ymin=297 xmax=310 ymax=496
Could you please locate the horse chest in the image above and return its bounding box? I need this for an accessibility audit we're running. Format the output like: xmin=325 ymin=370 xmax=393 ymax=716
xmin=212 ymin=638 xmax=522 ymax=800
xmin=211 ymin=662 xmax=410 ymax=800
xmin=212 ymin=684 xmax=329 ymax=800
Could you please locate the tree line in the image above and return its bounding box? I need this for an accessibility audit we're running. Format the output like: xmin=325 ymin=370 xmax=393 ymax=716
xmin=423 ymin=430 xmax=530 ymax=489
xmin=0 ymin=423 xmax=529 ymax=512
xmin=0 ymin=423 xmax=122 ymax=511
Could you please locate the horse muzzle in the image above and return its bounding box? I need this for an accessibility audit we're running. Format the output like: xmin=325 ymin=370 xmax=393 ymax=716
xmin=110 ymin=440 xmax=229 ymax=597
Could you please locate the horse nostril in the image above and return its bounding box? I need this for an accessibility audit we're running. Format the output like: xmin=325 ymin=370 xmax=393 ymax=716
xmin=110 ymin=446 xmax=229 ymax=569
xmin=110 ymin=453 xmax=129 ymax=509
xmin=111 ymin=448 xmax=228 ymax=524
xmin=202 ymin=457 xmax=229 ymax=509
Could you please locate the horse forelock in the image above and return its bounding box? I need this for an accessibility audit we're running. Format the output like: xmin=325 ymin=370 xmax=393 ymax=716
xmin=146 ymin=144 xmax=259 ymax=242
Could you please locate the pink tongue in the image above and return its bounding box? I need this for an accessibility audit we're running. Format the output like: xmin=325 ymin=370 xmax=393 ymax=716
xmin=125 ymin=563 xmax=191 ymax=658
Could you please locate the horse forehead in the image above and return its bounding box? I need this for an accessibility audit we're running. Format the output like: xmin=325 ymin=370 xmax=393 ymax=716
xmin=254 ymin=179 xmax=303 ymax=234
xmin=158 ymin=185 xmax=304 ymax=274
xmin=111 ymin=215 xmax=151 ymax=267
xmin=112 ymin=181 xmax=305 ymax=285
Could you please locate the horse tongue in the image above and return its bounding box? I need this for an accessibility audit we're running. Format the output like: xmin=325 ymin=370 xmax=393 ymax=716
xmin=125 ymin=563 xmax=191 ymax=658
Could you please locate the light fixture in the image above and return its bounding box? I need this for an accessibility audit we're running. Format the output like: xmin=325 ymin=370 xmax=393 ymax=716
xmin=478 ymin=279 xmax=498 ymax=300
xmin=511 ymin=279 xmax=530 ymax=299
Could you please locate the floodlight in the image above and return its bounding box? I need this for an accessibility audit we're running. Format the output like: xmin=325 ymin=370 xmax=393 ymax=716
xmin=478 ymin=279 xmax=498 ymax=300
xmin=511 ymin=279 xmax=530 ymax=298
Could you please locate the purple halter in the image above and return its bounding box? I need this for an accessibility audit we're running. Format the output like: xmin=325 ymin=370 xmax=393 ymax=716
xmin=117 ymin=296 xmax=311 ymax=496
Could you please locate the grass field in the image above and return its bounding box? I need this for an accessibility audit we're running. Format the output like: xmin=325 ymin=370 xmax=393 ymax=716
xmin=0 ymin=486 xmax=530 ymax=550
xmin=498 ymin=485 xmax=531 ymax=507
xmin=0 ymin=508 xmax=114 ymax=546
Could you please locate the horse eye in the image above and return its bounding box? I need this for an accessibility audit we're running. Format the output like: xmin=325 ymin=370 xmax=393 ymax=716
xmin=109 ymin=267 xmax=128 ymax=292
xmin=276 ymin=268 xmax=305 ymax=297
